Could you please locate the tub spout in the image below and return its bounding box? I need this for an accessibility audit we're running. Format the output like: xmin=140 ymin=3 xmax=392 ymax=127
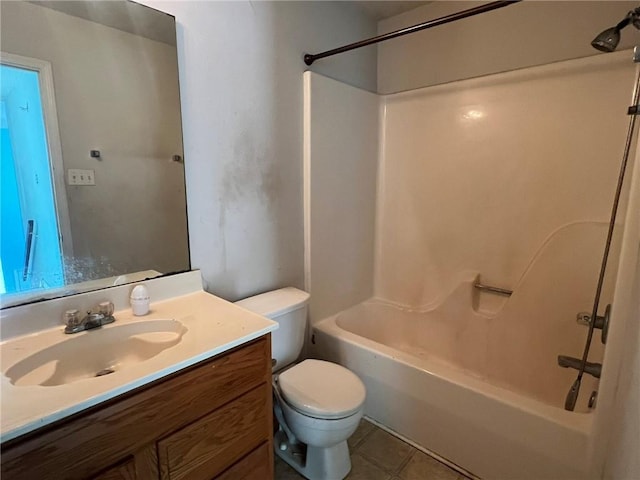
xmin=557 ymin=355 xmax=602 ymax=378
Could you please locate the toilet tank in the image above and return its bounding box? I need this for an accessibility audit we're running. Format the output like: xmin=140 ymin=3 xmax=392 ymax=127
xmin=235 ymin=287 xmax=310 ymax=371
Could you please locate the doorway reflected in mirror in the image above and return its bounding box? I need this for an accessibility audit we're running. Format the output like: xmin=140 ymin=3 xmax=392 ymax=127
xmin=1 ymin=62 xmax=66 ymax=297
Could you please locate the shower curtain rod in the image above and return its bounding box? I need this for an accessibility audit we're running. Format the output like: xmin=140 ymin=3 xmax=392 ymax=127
xmin=304 ymin=0 xmax=521 ymax=66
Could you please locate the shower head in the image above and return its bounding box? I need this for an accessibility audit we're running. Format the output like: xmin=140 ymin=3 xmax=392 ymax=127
xmin=591 ymin=27 xmax=622 ymax=53
xmin=591 ymin=8 xmax=640 ymax=52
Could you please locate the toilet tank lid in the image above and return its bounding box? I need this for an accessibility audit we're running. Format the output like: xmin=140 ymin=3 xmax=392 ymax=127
xmin=235 ymin=287 xmax=310 ymax=318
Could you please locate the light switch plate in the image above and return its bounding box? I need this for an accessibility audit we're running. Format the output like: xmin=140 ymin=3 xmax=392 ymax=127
xmin=68 ymin=169 xmax=95 ymax=185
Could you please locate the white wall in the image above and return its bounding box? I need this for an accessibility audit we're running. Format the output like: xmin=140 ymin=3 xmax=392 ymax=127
xmin=378 ymin=1 xmax=639 ymax=93
xmin=140 ymin=1 xmax=377 ymax=300
xmin=303 ymin=72 xmax=378 ymax=323
xmin=1 ymin=1 xmax=189 ymax=280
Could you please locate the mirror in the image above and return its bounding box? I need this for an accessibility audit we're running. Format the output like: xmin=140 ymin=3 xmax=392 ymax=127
xmin=0 ymin=0 xmax=189 ymax=308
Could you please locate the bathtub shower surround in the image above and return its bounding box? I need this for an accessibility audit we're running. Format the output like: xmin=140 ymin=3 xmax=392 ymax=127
xmin=303 ymin=72 xmax=379 ymax=322
xmin=323 ymin=221 xmax=611 ymax=412
xmin=305 ymin=51 xmax=636 ymax=479
xmin=376 ymin=52 xmax=633 ymax=314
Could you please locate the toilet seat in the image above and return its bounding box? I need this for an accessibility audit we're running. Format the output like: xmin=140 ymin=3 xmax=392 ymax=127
xmin=277 ymin=359 xmax=366 ymax=420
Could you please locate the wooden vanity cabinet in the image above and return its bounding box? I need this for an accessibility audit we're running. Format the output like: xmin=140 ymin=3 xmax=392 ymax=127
xmin=1 ymin=335 xmax=274 ymax=480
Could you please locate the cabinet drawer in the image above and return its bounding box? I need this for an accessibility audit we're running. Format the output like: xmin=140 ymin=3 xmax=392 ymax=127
xmin=158 ymin=384 xmax=270 ymax=480
xmin=216 ymin=442 xmax=272 ymax=480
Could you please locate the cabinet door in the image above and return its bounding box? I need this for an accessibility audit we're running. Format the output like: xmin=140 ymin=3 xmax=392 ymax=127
xmin=158 ymin=384 xmax=269 ymax=480
xmin=92 ymin=445 xmax=159 ymax=480
xmin=92 ymin=458 xmax=136 ymax=480
xmin=215 ymin=442 xmax=273 ymax=480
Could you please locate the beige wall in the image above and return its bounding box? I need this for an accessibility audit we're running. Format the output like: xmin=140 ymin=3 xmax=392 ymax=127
xmin=378 ymin=1 xmax=639 ymax=93
xmin=141 ymin=1 xmax=377 ymax=300
xmin=1 ymin=1 xmax=189 ymax=280
xmin=303 ymin=72 xmax=378 ymax=323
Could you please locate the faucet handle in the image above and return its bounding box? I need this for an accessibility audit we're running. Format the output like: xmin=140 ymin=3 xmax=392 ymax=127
xmin=63 ymin=309 xmax=81 ymax=327
xmin=97 ymin=301 xmax=114 ymax=316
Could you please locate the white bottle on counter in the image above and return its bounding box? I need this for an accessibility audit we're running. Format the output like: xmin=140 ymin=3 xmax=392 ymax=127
xmin=130 ymin=284 xmax=150 ymax=316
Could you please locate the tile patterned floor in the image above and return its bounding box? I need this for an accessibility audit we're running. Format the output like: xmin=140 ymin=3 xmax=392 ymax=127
xmin=275 ymin=419 xmax=471 ymax=480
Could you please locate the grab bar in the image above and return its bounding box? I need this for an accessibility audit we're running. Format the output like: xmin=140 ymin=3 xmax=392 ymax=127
xmin=474 ymin=282 xmax=513 ymax=296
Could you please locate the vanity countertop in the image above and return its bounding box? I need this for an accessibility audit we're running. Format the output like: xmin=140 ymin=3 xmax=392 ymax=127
xmin=0 ymin=286 xmax=277 ymax=443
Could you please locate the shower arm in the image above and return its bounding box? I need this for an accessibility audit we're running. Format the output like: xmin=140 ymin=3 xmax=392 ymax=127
xmin=303 ymin=0 xmax=521 ymax=66
xmin=565 ymin=47 xmax=640 ymax=411
xmin=620 ymin=7 xmax=640 ymax=31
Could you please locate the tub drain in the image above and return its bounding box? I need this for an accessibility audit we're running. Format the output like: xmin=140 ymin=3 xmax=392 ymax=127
xmin=95 ymin=368 xmax=115 ymax=377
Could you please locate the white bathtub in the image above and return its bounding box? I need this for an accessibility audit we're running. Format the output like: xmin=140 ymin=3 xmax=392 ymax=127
xmin=312 ymin=297 xmax=594 ymax=480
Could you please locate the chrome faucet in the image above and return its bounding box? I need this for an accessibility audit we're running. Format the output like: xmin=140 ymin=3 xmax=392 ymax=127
xmin=63 ymin=301 xmax=116 ymax=334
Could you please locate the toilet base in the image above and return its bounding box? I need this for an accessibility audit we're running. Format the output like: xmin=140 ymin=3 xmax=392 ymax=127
xmin=274 ymin=428 xmax=352 ymax=480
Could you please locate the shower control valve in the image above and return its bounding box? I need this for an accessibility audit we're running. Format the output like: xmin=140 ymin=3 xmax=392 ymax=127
xmin=575 ymin=304 xmax=611 ymax=344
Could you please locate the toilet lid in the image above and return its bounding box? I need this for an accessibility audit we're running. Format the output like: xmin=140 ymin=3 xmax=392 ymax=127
xmin=277 ymin=359 xmax=366 ymax=419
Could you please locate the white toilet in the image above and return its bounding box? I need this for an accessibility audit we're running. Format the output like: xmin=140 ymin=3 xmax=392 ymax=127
xmin=236 ymin=287 xmax=366 ymax=480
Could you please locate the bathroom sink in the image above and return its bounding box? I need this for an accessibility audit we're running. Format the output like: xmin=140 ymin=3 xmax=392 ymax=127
xmin=2 ymin=319 xmax=187 ymax=387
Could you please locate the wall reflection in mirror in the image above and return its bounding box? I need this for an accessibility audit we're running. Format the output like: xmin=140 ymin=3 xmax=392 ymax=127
xmin=0 ymin=0 xmax=189 ymax=308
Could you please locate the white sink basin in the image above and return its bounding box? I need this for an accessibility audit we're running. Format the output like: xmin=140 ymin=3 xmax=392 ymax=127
xmin=3 ymin=319 xmax=187 ymax=387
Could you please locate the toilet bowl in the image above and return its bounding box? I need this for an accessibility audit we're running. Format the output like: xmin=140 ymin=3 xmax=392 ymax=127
xmin=279 ymin=396 xmax=363 ymax=447
xmin=235 ymin=288 xmax=366 ymax=480
xmin=274 ymin=359 xmax=365 ymax=480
